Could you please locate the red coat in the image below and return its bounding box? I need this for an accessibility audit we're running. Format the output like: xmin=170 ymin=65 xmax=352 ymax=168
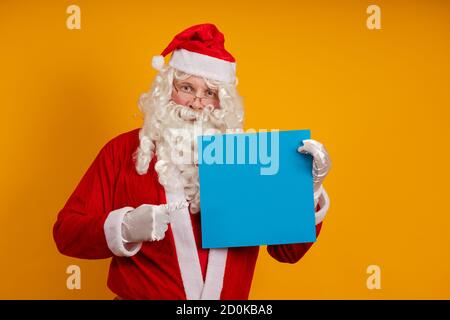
xmin=53 ymin=128 xmax=325 ymax=299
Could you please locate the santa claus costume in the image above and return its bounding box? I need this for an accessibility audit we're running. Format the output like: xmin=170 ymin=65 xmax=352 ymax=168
xmin=53 ymin=23 xmax=330 ymax=300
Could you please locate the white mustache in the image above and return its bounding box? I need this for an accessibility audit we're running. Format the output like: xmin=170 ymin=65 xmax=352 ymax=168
xmin=167 ymin=101 xmax=215 ymax=122
xmin=167 ymin=101 xmax=229 ymax=126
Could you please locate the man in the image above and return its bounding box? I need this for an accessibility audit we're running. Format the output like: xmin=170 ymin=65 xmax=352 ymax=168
xmin=53 ymin=23 xmax=331 ymax=300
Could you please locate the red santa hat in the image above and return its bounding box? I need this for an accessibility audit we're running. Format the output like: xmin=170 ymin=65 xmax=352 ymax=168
xmin=151 ymin=23 xmax=236 ymax=84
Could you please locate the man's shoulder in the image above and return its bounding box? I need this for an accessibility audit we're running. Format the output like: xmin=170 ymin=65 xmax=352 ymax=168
xmin=102 ymin=128 xmax=141 ymax=154
xmin=109 ymin=128 xmax=141 ymax=144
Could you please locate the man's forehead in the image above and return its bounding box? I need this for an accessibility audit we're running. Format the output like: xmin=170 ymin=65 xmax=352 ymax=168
xmin=175 ymin=76 xmax=216 ymax=90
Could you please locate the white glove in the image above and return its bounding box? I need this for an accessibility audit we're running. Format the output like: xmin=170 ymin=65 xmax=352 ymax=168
xmin=298 ymin=139 xmax=331 ymax=207
xmin=121 ymin=204 xmax=170 ymax=243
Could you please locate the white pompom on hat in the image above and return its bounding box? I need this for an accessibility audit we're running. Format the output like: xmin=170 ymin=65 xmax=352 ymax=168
xmin=151 ymin=55 xmax=165 ymax=71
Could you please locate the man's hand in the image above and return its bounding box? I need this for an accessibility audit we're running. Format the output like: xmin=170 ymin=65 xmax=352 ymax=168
xmin=121 ymin=204 xmax=170 ymax=243
xmin=298 ymin=139 xmax=331 ymax=194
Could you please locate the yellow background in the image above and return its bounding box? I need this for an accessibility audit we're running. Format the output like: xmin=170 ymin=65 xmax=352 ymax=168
xmin=1 ymin=0 xmax=449 ymax=299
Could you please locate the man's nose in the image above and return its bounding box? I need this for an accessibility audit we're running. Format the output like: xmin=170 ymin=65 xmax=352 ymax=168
xmin=189 ymin=97 xmax=203 ymax=110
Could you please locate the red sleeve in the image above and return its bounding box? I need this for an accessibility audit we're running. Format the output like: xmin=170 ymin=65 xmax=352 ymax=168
xmin=53 ymin=140 xmax=118 ymax=259
xmin=267 ymin=221 xmax=323 ymax=264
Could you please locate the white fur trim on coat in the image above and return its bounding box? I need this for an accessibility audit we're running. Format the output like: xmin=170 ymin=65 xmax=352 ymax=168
xmin=164 ymin=168 xmax=228 ymax=300
xmin=315 ymin=187 xmax=330 ymax=225
xmin=200 ymin=248 xmax=228 ymax=300
xmin=165 ymin=188 xmax=204 ymax=300
xmin=104 ymin=206 xmax=143 ymax=257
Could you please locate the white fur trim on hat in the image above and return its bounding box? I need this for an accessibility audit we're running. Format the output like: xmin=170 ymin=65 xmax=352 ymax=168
xmin=169 ymin=49 xmax=236 ymax=83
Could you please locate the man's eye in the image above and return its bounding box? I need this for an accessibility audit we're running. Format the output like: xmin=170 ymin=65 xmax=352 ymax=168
xmin=206 ymin=90 xmax=217 ymax=97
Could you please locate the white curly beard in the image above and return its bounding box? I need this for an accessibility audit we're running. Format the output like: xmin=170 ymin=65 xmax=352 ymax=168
xmin=151 ymin=101 xmax=228 ymax=213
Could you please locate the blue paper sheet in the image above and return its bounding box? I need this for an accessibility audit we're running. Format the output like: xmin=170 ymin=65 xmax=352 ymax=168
xmin=198 ymin=130 xmax=316 ymax=248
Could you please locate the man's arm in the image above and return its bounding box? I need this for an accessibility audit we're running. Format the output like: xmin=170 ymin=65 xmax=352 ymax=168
xmin=53 ymin=140 xmax=137 ymax=259
xmin=267 ymin=187 xmax=330 ymax=264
